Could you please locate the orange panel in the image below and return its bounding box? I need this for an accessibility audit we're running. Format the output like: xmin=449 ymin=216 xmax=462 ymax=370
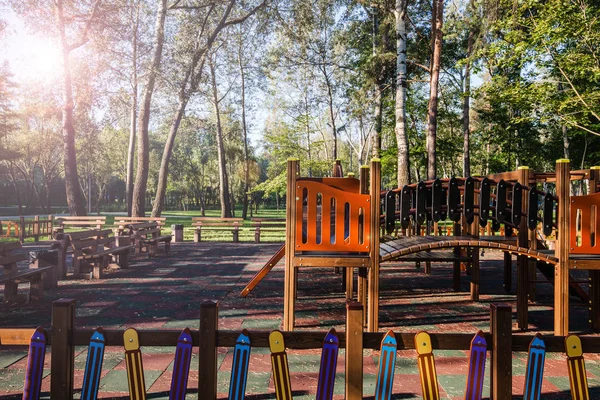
xmin=295 ymin=180 xmax=371 ymax=253
xmin=570 ymin=192 xmax=600 ymax=254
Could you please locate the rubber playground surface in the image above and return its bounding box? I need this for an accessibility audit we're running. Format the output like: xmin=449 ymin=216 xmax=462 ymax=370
xmin=0 ymin=241 xmax=598 ymax=399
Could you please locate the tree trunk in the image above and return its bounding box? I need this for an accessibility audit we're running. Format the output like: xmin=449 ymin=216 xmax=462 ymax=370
xmin=56 ymin=0 xmax=87 ymax=216
xmin=304 ymin=84 xmax=312 ymax=177
xmin=426 ymin=0 xmax=444 ymax=180
xmin=371 ymin=8 xmax=382 ymax=159
xmin=126 ymin=2 xmax=140 ymax=217
xmin=562 ymin=125 xmax=570 ymax=159
xmin=151 ymin=97 xmax=187 ymax=217
xmin=239 ymin=42 xmax=250 ymax=220
xmin=5 ymin=164 xmax=22 ymax=215
xmin=210 ymin=61 xmax=232 ymax=218
xmin=463 ymin=28 xmax=473 ymax=177
xmin=395 ymin=0 xmax=410 ymax=186
xmin=323 ymin=67 xmax=337 ymax=160
xmin=131 ymin=0 xmax=167 ymax=217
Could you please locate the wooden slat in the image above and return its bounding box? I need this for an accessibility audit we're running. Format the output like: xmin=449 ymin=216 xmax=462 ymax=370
xmin=0 ymin=253 xmax=27 ymax=266
xmin=0 ymin=266 xmax=54 ymax=284
xmin=293 ymin=257 xmax=369 ymax=268
xmin=0 ymin=242 xmax=23 ymax=252
xmin=0 ymin=328 xmax=37 ymax=345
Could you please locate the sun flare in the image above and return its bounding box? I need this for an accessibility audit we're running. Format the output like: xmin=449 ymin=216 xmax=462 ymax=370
xmin=6 ymin=34 xmax=62 ymax=82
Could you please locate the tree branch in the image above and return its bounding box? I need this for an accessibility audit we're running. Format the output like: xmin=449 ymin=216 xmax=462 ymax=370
xmin=69 ymin=0 xmax=102 ymax=51
xmin=223 ymin=0 xmax=267 ymax=27
xmin=557 ymin=114 xmax=600 ymax=137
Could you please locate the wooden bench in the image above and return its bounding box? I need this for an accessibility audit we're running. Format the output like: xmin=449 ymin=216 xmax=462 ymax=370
xmin=66 ymin=229 xmax=133 ymax=279
xmin=251 ymin=218 xmax=286 ymax=243
xmin=192 ymin=217 xmax=244 ymax=242
xmin=114 ymin=216 xmax=166 ymax=234
xmin=0 ymin=242 xmax=55 ymax=302
xmin=126 ymin=222 xmax=171 ymax=256
xmin=53 ymin=216 xmax=107 ymax=236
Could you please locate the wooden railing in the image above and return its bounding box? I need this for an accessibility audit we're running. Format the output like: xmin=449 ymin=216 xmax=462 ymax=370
xmin=0 ymin=215 xmax=53 ymax=242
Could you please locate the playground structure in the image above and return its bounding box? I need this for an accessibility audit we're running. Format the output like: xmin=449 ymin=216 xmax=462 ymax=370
xmin=262 ymin=158 xmax=600 ymax=335
xmin=2 ymin=299 xmax=596 ymax=400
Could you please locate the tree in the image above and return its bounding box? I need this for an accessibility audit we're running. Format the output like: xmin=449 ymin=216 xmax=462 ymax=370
xmin=131 ymin=0 xmax=168 ymax=217
xmin=55 ymin=0 xmax=104 ymax=215
xmin=151 ymin=0 xmax=266 ymax=217
xmin=394 ymin=0 xmax=410 ymax=186
xmin=426 ymin=0 xmax=444 ymax=180
xmin=126 ymin=0 xmax=141 ymax=216
xmin=208 ymin=55 xmax=232 ymax=217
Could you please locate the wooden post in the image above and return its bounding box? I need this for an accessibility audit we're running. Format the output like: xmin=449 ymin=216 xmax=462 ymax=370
xmin=284 ymin=159 xmax=299 ymax=331
xmin=346 ymin=301 xmax=363 ymax=400
xmin=470 ymin=180 xmax=480 ymax=301
xmin=199 ymin=300 xmax=218 ymax=400
xmin=517 ymin=166 xmax=530 ymax=330
xmin=358 ymin=165 xmax=369 ymax=324
xmin=19 ymin=216 xmax=25 ymax=243
xmin=33 ymin=215 xmax=39 ymax=242
xmin=367 ymin=159 xmax=381 ymax=332
xmin=452 ymin=220 xmax=462 ymax=292
xmin=490 ymin=304 xmax=512 ymax=400
xmin=51 ymin=298 xmax=75 ymax=400
xmin=587 ymin=165 xmax=599 ymax=326
xmin=503 ymin=251 xmax=512 ymax=292
xmin=555 ymin=159 xmax=571 ymax=336
xmin=47 ymin=214 xmax=54 ymax=239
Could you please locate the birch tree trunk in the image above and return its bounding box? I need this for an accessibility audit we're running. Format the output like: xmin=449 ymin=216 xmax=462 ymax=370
xmin=395 ymin=0 xmax=410 ymax=186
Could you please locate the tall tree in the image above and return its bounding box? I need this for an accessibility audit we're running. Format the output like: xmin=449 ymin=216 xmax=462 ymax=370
xmin=395 ymin=0 xmax=410 ymax=186
xmin=462 ymin=0 xmax=477 ymax=177
xmin=426 ymin=0 xmax=444 ymax=179
xmin=55 ymin=0 xmax=102 ymax=215
xmin=126 ymin=0 xmax=141 ymax=216
xmin=151 ymin=0 xmax=266 ymax=217
xmin=237 ymin=24 xmax=251 ymax=219
xmin=209 ymin=57 xmax=232 ymax=217
xmin=131 ymin=0 xmax=167 ymax=217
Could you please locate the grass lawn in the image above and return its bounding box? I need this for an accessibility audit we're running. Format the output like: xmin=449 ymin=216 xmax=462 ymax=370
xmin=0 ymin=208 xmax=287 ymax=243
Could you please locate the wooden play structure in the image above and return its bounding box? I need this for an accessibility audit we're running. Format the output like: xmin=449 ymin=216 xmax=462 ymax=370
xmin=1 ymin=299 xmax=597 ymax=400
xmin=243 ymin=158 xmax=600 ymax=335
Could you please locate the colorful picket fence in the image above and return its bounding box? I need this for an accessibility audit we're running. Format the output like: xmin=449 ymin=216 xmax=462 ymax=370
xmin=3 ymin=299 xmax=598 ymax=400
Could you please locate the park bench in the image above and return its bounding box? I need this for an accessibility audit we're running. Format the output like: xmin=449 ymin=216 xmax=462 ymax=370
xmin=53 ymin=215 xmax=106 ymax=236
xmin=0 ymin=242 xmax=55 ymax=302
xmin=192 ymin=217 xmax=244 ymax=242
xmin=114 ymin=216 xmax=166 ymax=235
xmin=126 ymin=222 xmax=171 ymax=256
xmin=251 ymin=218 xmax=286 ymax=243
xmin=66 ymin=229 xmax=133 ymax=279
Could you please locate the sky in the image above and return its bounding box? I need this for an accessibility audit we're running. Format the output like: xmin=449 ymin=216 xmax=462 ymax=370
xmin=1 ymin=8 xmax=62 ymax=85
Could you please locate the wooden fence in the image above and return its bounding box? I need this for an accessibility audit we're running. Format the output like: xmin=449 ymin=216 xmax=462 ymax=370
xmin=1 ymin=299 xmax=599 ymax=399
